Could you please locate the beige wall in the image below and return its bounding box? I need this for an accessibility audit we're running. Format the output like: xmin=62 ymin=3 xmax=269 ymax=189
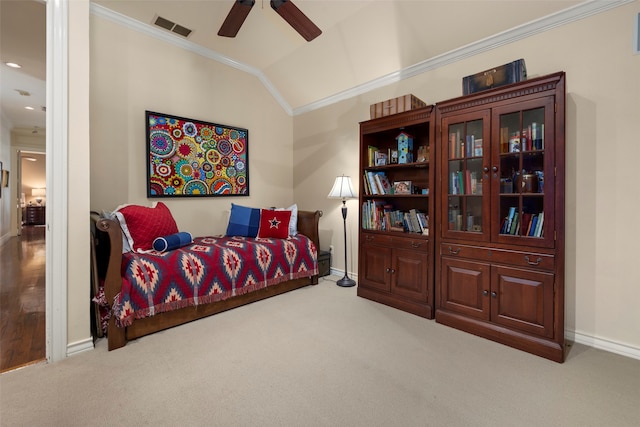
xmin=294 ymin=3 xmax=640 ymax=353
xmin=89 ymin=17 xmax=295 ymax=238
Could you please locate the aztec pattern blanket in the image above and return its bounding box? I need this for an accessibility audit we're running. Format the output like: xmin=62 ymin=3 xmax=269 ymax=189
xmin=114 ymin=234 xmax=317 ymax=327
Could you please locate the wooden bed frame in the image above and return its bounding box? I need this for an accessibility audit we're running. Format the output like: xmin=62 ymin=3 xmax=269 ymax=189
xmin=93 ymin=210 xmax=322 ymax=350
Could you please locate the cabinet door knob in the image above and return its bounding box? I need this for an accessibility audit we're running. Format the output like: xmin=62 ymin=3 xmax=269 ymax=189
xmin=386 ymin=268 xmax=391 ymax=273
xmin=492 ymin=166 xmax=498 ymax=173
xmin=483 ymin=290 xmax=489 ymax=296
xmin=483 ymin=167 xmax=489 ymax=173
xmin=448 ymin=246 xmax=460 ymax=255
xmin=411 ymin=242 xmax=422 ymax=248
xmin=491 ymin=291 xmax=497 ymax=298
xmin=525 ymin=256 xmax=542 ymax=266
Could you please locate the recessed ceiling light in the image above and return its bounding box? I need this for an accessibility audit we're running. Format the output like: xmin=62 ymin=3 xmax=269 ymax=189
xmin=5 ymin=62 xmax=21 ymax=68
xmin=25 ymin=106 xmax=35 ymax=110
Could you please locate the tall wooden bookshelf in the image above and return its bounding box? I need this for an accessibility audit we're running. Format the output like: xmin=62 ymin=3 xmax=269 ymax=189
xmin=357 ymin=107 xmax=436 ymax=318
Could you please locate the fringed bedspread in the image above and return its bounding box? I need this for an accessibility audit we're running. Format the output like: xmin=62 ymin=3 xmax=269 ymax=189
xmin=114 ymin=234 xmax=317 ymax=327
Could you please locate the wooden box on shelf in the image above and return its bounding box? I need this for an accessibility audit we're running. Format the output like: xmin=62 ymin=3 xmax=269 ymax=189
xmin=370 ymin=94 xmax=427 ymax=119
xmin=462 ymin=58 xmax=527 ymax=95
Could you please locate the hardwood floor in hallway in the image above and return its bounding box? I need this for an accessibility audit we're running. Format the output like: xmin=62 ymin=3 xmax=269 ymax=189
xmin=0 ymin=226 xmax=46 ymax=372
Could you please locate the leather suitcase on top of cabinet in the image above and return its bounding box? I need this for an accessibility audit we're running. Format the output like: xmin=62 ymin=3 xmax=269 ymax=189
xmin=462 ymin=59 xmax=527 ymax=95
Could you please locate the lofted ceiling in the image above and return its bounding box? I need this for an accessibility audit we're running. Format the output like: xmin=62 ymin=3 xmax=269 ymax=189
xmin=4 ymin=0 xmax=619 ymax=132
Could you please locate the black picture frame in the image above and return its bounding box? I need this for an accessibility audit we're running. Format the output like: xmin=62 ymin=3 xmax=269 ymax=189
xmin=146 ymin=110 xmax=249 ymax=198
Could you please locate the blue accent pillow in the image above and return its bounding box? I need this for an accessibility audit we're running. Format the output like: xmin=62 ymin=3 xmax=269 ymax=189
xmin=153 ymin=232 xmax=193 ymax=252
xmin=226 ymin=204 xmax=261 ymax=237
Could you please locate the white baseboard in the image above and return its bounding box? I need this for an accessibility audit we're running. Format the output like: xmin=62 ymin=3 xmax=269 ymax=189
xmin=566 ymin=330 xmax=640 ymax=361
xmin=66 ymin=337 xmax=94 ymax=357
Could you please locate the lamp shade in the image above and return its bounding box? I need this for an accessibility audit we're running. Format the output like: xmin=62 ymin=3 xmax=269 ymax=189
xmin=32 ymin=188 xmax=46 ymax=197
xmin=327 ymin=175 xmax=357 ymax=200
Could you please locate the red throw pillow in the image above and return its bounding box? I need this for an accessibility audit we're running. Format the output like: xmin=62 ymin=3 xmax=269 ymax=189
xmin=257 ymin=209 xmax=292 ymax=239
xmin=116 ymin=202 xmax=179 ymax=252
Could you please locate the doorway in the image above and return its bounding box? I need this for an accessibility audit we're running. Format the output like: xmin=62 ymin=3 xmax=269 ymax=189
xmin=0 ymin=0 xmax=48 ymax=371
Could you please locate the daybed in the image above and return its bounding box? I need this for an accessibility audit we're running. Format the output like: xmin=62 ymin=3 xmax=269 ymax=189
xmin=91 ymin=206 xmax=321 ymax=350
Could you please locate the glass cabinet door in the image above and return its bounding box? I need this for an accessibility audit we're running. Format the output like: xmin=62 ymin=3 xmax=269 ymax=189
xmin=441 ymin=111 xmax=490 ymax=241
xmin=491 ymin=98 xmax=555 ymax=248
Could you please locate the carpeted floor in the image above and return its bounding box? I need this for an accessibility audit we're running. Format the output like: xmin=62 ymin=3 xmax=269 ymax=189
xmin=1 ymin=276 xmax=639 ymax=426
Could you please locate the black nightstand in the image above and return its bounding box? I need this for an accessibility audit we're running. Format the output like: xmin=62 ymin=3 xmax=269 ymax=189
xmin=318 ymin=250 xmax=331 ymax=277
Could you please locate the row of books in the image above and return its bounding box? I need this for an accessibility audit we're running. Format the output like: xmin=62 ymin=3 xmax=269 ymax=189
xmin=449 ymin=132 xmax=483 ymax=159
xmin=362 ymin=200 xmax=429 ymax=235
xmin=363 ymin=171 xmax=392 ymax=195
xmin=500 ymin=207 xmax=544 ymax=237
xmin=449 ymin=170 xmax=482 ymax=195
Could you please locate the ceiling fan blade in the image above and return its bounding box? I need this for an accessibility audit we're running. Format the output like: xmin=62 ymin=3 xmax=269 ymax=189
xmin=218 ymin=0 xmax=255 ymax=38
xmin=270 ymin=0 xmax=322 ymax=42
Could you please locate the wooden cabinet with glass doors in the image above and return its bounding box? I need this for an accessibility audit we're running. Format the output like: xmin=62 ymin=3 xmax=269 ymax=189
xmin=435 ymin=72 xmax=566 ymax=362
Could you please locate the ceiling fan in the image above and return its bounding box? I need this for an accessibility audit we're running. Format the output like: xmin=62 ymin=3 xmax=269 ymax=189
xmin=218 ymin=0 xmax=322 ymax=42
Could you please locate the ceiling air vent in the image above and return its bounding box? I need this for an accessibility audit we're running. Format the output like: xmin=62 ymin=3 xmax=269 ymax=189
xmin=153 ymin=15 xmax=192 ymax=38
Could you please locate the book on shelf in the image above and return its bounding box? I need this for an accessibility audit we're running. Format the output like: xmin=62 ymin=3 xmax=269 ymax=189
xmin=528 ymin=215 xmax=538 ymax=236
xmin=377 ymin=173 xmax=393 ymax=194
xmin=474 ymin=138 xmax=483 ymax=157
xmin=368 ymin=145 xmax=378 ymax=167
xmin=409 ymin=209 xmax=429 ymax=235
xmin=465 ymin=135 xmax=473 ymax=158
xmin=503 ymin=207 xmax=516 ymax=234
xmin=365 ymin=171 xmax=393 ymax=195
xmin=509 ymin=212 xmax=519 ymax=235
xmin=449 ymin=131 xmax=463 ymax=159
xmin=362 ymin=173 xmax=371 ymax=195
xmin=408 ymin=209 xmax=425 ymax=235
xmin=534 ymin=212 xmax=544 ymax=237
xmin=521 ymin=213 xmax=532 ymax=236
xmin=417 ymin=212 xmax=429 ymax=236
xmin=464 ymin=170 xmax=471 ymax=195
xmin=366 ymin=171 xmax=379 ymax=195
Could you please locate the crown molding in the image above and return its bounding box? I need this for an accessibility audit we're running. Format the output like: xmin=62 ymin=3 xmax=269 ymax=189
xmin=89 ymin=3 xmax=293 ymax=116
xmin=292 ymin=0 xmax=634 ymax=116
xmin=90 ymin=1 xmax=632 ymax=118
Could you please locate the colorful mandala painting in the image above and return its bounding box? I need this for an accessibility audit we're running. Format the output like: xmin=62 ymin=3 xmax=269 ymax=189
xmin=146 ymin=111 xmax=249 ymax=197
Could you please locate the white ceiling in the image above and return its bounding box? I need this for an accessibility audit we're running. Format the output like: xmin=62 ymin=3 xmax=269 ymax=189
xmin=3 ymin=0 xmax=616 ymax=132
xmin=0 ymin=0 xmax=46 ymax=133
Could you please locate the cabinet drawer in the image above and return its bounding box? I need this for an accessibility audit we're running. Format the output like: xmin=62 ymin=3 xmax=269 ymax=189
xmin=362 ymin=233 xmax=428 ymax=252
xmin=393 ymin=235 xmax=429 ymax=252
xmin=362 ymin=233 xmax=393 ymax=246
xmin=440 ymin=243 xmax=554 ymax=270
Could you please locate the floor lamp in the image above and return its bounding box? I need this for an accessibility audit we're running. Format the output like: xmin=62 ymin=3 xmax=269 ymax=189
xmin=327 ymin=175 xmax=358 ymax=287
